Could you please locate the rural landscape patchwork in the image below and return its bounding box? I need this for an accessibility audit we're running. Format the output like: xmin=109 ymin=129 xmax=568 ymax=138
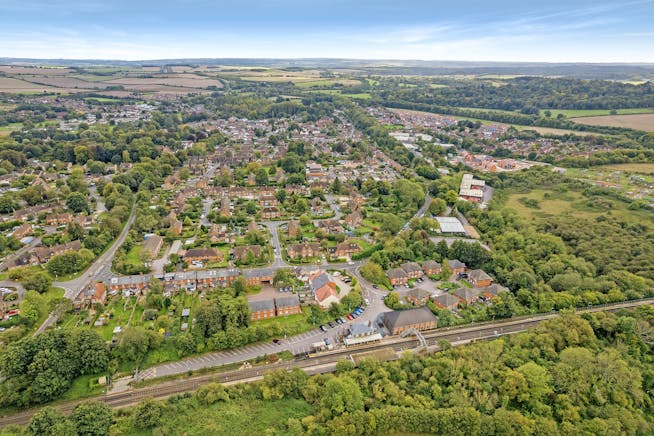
xmin=1 ymin=1 xmax=654 ymax=435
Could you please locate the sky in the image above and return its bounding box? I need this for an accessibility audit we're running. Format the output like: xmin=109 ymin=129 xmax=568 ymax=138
xmin=1 ymin=0 xmax=653 ymax=62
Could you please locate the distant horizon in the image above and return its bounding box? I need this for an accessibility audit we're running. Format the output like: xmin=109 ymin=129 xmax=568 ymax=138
xmin=1 ymin=0 xmax=654 ymax=62
xmin=2 ymin=57 xmax=654 ymax=66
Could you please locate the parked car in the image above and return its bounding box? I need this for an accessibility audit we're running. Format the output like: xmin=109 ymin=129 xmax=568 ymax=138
xmin=324 ymin=338 xmax=331 ymax=346
xmin=328 ymin=321 xmax=336 ymax=328
xmin=339 ymin=317 xmax=347 ymax=324
xmin=372 ymin=284 xmax=379 ymax=289
xmin=346 ymin=314 xmax=354 ymax=320
xmin=336 ymin=318 xmax=344 ymax=325
xmin=320 ymin=325 xmax=328 ymax=332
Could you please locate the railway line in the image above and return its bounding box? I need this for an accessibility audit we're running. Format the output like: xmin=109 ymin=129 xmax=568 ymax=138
xmin=1 ymin=297 xmax=652 ymax=428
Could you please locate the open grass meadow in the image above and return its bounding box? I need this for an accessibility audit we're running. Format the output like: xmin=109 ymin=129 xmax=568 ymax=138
xmin=503 ymin=188 xmax=653 ymax=227
xmin=110 ymin=397 xmax=315 ymax=435
xmin=598 ymin=163 xmax=654 ymax=174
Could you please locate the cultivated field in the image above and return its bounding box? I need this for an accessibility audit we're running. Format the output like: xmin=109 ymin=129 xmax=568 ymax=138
xmin=547 ymin=108 xmax=654 ymax=118
xmin=571 ymin=113 xmax=654 ymax=131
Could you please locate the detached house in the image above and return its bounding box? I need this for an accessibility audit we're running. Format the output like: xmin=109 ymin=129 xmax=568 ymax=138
xmin=448 ymin=259 xmax=466 ymax=274
xmin=233 ymin=245 xmax=262 ymax=262
xmin=432 ymin=293 xmax=460 ymax=311
xmin=422 ymin=260 xmax=442 ymax=276
xmin=468 ymin=269 xmax=492 ymax=288
xmin=184 ymin=248 xmax=223 ymax=264
xmin=387 ymin=268 xmax=408 ymax=286
xmin=406 ymin=288 xmax=431 ymax=306
xmin=401 ymin=262 xmax=424 ymax=279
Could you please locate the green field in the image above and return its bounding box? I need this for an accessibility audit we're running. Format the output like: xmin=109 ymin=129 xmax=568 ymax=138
xmin=544 ymin=108 xmax=654 ymax=118
xmin=504 ymin=188 xmax=653 ymax=225
xmin=597 ymin=163 xmax=654 ymax=174
xmin=111 ymin=397 xmax=315 ymax=435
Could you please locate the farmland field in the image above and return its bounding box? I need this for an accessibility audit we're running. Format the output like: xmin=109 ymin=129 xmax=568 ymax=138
xmin=546 ymin=108 xmax=654 ymax=118
xmin=571 ymin=113 xmax=654 ymax=131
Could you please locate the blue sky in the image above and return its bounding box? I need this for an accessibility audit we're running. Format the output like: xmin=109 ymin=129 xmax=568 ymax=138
xmin=1 ymin=0 xmax=653 ymax=61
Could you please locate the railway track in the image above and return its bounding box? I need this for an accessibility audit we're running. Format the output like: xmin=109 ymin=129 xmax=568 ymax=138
xmin=1 ymin=298 xmax=652 ymax=428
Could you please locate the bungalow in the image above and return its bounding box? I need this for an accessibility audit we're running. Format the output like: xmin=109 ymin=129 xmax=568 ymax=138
xmin=386 ymin=268 xmax=408 ymax=286
xmin=249 ymin=299 xmax=276 ymax=321
xmin=401 ymin=262 xmax=424 ymax=279
xmin=432 ymin=293 xmax=460 ymax=311
xmin=453 ymin=287 xmax=482 ymax=304
xmin=422 ymin=260 xmax=442 ymax=276
xmin=184 ymin=247 xmax=223 ymax=264
xmin=448 ymin=259 xmax=466 ymax=275
xmin=243 ymin=268 xmax=274 ymax=286
xmin=233 ymin=245 xmax=262 ymax=262
xmin=468 ymin=269 xmax=493 ymax=288
xmin=406 ymin=288 xmax=431 ymax=306
xmin=287 ymin=243 xmax=321 ymax=260
xmin=275 ymin=295 xmax=302 ymax=316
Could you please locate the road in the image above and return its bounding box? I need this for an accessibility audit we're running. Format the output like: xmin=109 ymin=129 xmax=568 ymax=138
xmin=35 ymin=203 xmax=137 ymax=335
xmin=2 ymin=297 xmax=652 ymax=428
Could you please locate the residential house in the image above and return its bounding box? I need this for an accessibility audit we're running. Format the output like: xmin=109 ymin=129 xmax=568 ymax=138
xmin=310 ymin=197 xmax=327 ymax=215
xmin=46 ymin=212 xmax=73 ymax=226
xmin=220 ymin=196 xmax=231 ymax=217
xmin=143 ymin=235 xmax=163 ymax=258
xmin=31 ymin=240 xmax=82 ymax=265
xmin=261 ymin=206 xmax=281 ymax=219
xmin=468 ymin=269 xmax=492 ymax=288
xmin=406 ymin=288 xmax=432 ymax=306
xmin=401 ymin=262 xmax=424 ymax=279
xmin=310 ymin=271 xmax=340 ymax=309
xmin=344 ymin=211 xmax=362 ymax=228
xmin=233 ymin=245 xmax=262 ymax=262
xmin=183 ymin=248 xmax=223 ymax=264
xmin=74 ymin=282 xmax=107 ymax=309
xmin=383 ymin=307 xmax=438 ymax=335
xmin=243 ymin=268 xmax=274 ymax=286
xmin=275 ymin=295 xmax=302 ymax=316
xmin=333 ymin=241 xmax=361 ymax=258
xmin=286 ymin=243 xmax=321 ymax=259
xmin=453 ymin=287 xmax=482 ymax=304
xmin=315 ymin=219 xmax=343 ymax=234
xmin=432 ymin=293 xmax=459 ymax=311
xmin=249 ymin=299 xmax=276 ymax=321
xmin=479 ymin=283 xmax=508 ymax=300
xmin=288 ymin=220 xmax=300 ymax=239
xmin=247 ymin=220 xmax=259 ymax=234
xmin=387 ymin=268 xmax=408 ymax=286
xmin=11 ymin=223 xmax=33 ymax=239
xmin=448 ymin=259 xmax=466 ymax=274
xmin=422 ymin=260 xmax=442 ymax=276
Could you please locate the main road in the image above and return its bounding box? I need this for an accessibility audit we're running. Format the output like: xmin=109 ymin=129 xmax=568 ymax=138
xmin=35 ymin=203 xmax=137 ymax=335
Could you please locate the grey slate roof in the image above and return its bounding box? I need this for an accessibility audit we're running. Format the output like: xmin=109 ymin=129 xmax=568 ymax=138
xmin=248 ymin=299 xmax=275 ymax=312
xmin=275 ymin=295 xmax=300 ymax=308
xmin=384 ymin=307 xmax=437 ymax=331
